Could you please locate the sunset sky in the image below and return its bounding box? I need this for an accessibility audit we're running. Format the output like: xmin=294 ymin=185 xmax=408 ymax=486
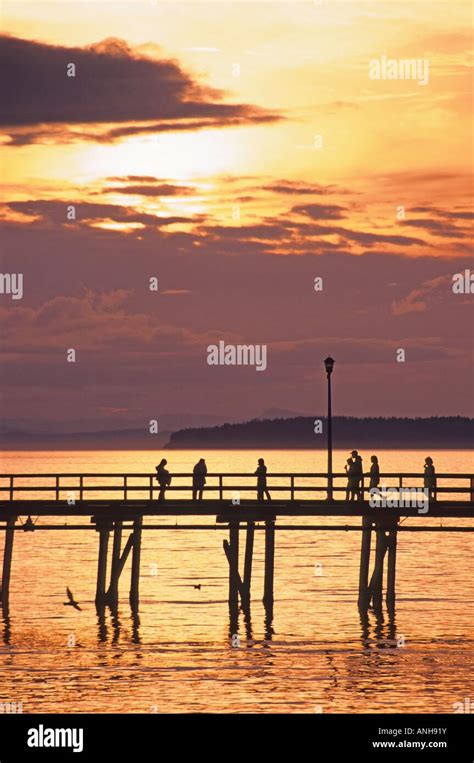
xmin=1 ymin=1 xmax=473 ymax=434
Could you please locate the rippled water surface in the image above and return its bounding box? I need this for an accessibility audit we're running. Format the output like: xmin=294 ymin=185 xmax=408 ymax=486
xmin=0 ymin=449 xmax=473 ymax=713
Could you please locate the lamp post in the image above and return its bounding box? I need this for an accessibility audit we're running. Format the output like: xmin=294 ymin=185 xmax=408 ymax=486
xmin=324 ymin=356 xmax=335 ymax=501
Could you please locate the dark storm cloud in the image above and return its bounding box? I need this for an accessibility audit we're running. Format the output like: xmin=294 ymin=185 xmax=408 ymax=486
xmin=0 ymin=35 xmax=281 ymax=144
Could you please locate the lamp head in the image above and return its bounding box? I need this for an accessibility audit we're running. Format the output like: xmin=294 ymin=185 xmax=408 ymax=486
xmin=324 ymin=356 xmax=335 ymax=377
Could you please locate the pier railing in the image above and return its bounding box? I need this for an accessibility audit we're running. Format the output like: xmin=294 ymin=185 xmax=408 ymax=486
xmin=1 ymin=472 xmax=473 ymax=502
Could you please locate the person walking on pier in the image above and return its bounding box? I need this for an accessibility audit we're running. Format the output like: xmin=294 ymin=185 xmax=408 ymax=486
xmin=255 ymin=458 xmax=272 ymax=502
xmin=192 ymin=458 xmax=207 ymax=501
xmin=155 ymin=458 xmax=172 ymax=502
xmin=423 ymin=456 xmax=437 ymax=502
xmin=369 ymin=455 xmax=380 ymax=490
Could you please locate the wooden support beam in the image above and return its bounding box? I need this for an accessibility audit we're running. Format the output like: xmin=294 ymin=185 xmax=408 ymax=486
xmin=227 ymin=522 xmax=240 ymax=611
xmin=386 ymin=529 xmax=398 ymax=612
xmin=223 ymin=539 xmax=247 ymax=603
xmin=105 ymin=520 xmax=123 ymax=604
xmin=129 ymin=516 xmax=143 ymax=610
xmin=243 ymin=521 xmax=255 ymax=606
xmin=95 ymin=523 xmax=111 ymax=606
xmin=368 ymin=528 xmax=388 ymax=609
xmin=358 ymin=516 xmax=372 ymax=610
xmin=263 ymin=520 xmax=275 ymax=608
xmin=1 ymin=517 xmax=16 ymax=611
xmin=113 ymin=533 xmax=134 ymax=581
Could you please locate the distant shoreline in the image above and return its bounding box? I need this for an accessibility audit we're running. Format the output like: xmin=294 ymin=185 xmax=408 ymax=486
xmin=1 ymin=416 xmax=472 ymax=452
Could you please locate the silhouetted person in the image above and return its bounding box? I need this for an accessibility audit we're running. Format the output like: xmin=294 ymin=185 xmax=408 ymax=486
xmin=192 ymin=458 xmax=207 ymax=501
xmin=369 ymin=455 xmax=380 ymax=490
xmin=345 ymin=458 xmax=358 ymax=502
xmin=155 ymin=459 xmax=171 ymax=502
xmin=255 ymin=458 xmax=271 ymax=502
xmin=351 ymin=450 xmax=364 ymax=500
xmin=423 ymin=456 xmax=437 ymax=501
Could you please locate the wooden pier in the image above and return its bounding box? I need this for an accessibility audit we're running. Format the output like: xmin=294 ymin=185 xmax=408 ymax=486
xmin=1 ymin=471 xmax=473 ymax=617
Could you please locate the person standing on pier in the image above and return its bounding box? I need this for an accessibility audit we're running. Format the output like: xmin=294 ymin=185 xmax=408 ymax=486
xmin=423 ymin=456 xmax=437 ymax=502
xmin=350 ymin=450 xmax=364 ymax=500
xmin=255 ymin=458 xmax=272 ymax=502
xmin=192 ymin=458 xmax=207 ymax=501
xmin=156 ymin=458 xmax=172 ymax=502
xmin=369 ymin=455 xmax=380 ymax=490
xmin=345 ymin=458 xmax=358 ymax=501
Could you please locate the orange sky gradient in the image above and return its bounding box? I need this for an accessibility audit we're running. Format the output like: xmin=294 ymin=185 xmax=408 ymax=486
xmin=0 ymin=1 xmax=473 ymax=431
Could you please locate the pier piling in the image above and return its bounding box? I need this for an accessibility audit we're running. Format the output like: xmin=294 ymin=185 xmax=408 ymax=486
xmin=386 ymin=528 xmax=398 ymax=612
xmin=227 ymin=521 xmax=240 ymax=611
xmin=1 ymin=517 xmax=16 ymax=611
xmin=358 ymin=516 xmax=372 ymax=609
xmin=129 ymin=517 xmax=143 ymax=610
xmin=263 ymin=520 xmax=275 ymax=609
xmin=95 ymin=521 xmax=111 ymax=606
xmin=243 ymin=521 xmax=255 ymax=607
xmin=368 ymin=528 xmax=387 ymax=609
xmin=107 ymin=520 xmax=123 ymax=604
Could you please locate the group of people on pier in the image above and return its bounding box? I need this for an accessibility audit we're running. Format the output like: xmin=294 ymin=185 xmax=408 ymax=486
xmin=344 ymin=451 xmax=436 ymax=502
xmin=154 ymin=453 xmax=437 ymax=503
xmin=155 ymin=457 xmax=272 ymax=503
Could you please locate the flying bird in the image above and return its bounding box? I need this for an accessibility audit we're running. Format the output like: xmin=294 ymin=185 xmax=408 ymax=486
xmin=64 ymin=587 xmax=82 ymax=611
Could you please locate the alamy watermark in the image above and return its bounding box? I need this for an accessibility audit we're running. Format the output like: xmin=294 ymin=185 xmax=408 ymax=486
xmin=0 ymin=273 xmax=23 ymax=300
xmin=452 ymin=697 xmax=473 ymax=713
xmin=452 ymin=269 xmax=473 ymax=294
xmin=27 ymin=724 xmax=84 ymax=753
xmin=369 ymin=55 xmax=429 ymax=86
xmin=369 ymin=485 xmax=429 ymax=514
xmin=0 ymin=700 xmax=23 ymax=713
xmin=207 ymin=341 xmax=267 ymax=371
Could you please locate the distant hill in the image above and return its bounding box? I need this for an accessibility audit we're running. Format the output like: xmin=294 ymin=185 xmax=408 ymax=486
xmin=165 ymin=416 xmax=474 ymax=449
xmin=0 ymin=429 xmax=172 ymax=451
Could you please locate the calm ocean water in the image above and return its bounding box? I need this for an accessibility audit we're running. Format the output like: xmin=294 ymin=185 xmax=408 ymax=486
xmin=0 ymin=449 xmax=473 ymax=714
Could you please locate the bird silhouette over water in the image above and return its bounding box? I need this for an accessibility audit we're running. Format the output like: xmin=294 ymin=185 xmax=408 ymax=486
xmin=63 ymin=587 xmax=82 ymax=611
